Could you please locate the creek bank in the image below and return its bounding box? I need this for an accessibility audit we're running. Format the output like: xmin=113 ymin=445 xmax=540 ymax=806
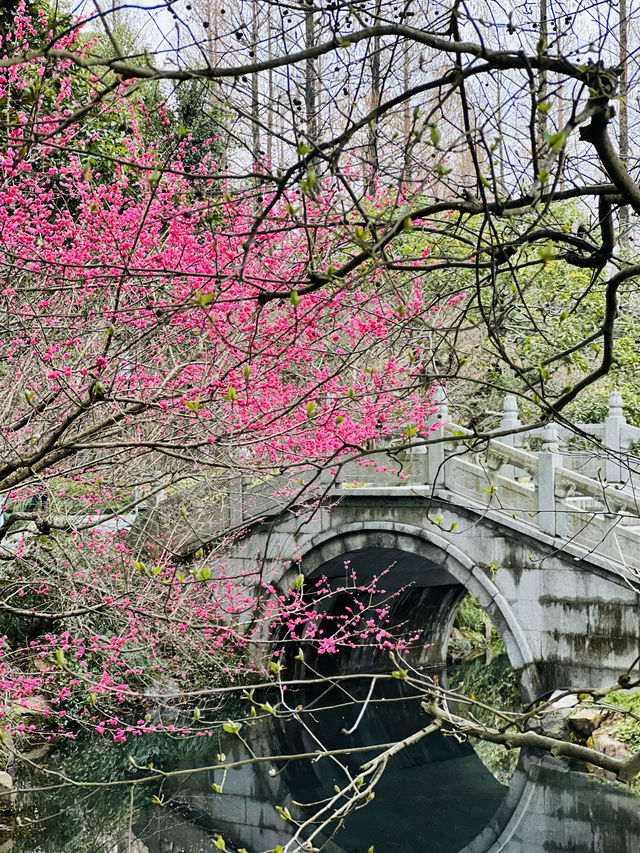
xmin=528 ymin=688 xmax=640 ymax=789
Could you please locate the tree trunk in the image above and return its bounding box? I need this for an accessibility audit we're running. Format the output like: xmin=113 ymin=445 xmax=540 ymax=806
xmin=251 ymin=0 xmax=261 ymax=168
xmin=619 ymin=0 xmax=630 ymax=247
xmin=305 ymin=0 xmax=317 ymax=144
xmin=366 ymin=0 xmax=381 ymax=194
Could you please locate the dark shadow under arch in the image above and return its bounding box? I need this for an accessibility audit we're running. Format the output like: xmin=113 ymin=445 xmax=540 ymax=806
xmin=292 ymin=524 xmax=539 ymax=701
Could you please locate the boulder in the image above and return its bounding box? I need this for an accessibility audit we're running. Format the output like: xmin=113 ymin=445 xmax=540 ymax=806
xmin=568 ymin=707 xmax=607 ymax=739
xmin=0 ymin=773 xmax=14 ymax=815
xmin=527 ymin=693 xmax=580 ymax=739
xmin=592 ymin=731 xmax=632 ymax=762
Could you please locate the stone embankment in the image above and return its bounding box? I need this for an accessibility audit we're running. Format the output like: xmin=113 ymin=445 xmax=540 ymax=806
xmin=529 ymin=689 xmax=640 ymax=786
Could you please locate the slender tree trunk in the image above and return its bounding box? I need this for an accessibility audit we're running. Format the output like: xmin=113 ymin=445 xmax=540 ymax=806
xmin=251 ymin=0 xmax=261 ymax=168
xmin=536 ymin=0 xmax=548 ymax=153
xmin=402 ymin=37 xmax=412 ymax=185
xmin=267 ymin=4 xmax=274 ymax=165
xmin=620 ymin=0 xmax=630 ymax=247
xmin=305 ymin=0 xmax=317 ymax=144
xmin=366 ymin=0 xmax=381 ymax=194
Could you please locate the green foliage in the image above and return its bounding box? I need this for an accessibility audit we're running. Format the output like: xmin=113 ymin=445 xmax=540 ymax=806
xmin=602 ymin=689 xmax=640 ymax=713
xmin=449 ymin=594 xmax=504 ymax=660
xmin=169 ymin=79 xmax=228 ymax=173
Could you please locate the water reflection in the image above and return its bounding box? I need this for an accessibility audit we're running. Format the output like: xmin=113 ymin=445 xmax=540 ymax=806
xmin=11 ymin=662 xmax=640 ymax=853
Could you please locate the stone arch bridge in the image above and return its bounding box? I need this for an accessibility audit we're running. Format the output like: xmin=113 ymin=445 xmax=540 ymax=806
xmin=152 ymin=392 xmax=640 ymax=700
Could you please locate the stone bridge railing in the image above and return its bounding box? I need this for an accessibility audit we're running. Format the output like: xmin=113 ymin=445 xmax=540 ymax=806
xmin=8 ymin=390 xmax=638 ymax=574
xmin=334 ymin=389 xmax=640 ymax=571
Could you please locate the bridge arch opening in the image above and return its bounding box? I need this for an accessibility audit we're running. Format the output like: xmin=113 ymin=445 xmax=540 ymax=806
xmin=291 ymin=525 xmax=538 ymax=700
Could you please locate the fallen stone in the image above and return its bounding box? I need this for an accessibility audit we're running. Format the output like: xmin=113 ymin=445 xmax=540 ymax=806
xmin=568 ymin=708 xmax=606 ymax=739
xmin=592 ymin=731 xmax=632 ymax=762
xmin=0 ymin=772 xmax=14 ymax=815
xmin=548 ymin=691 xmax=580 ymax=710
xmin=526 ymin=692 xmax=581 ymax=739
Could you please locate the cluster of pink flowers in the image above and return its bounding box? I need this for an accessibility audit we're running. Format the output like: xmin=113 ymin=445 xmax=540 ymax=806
xmin=0 ymin=5 xmax=456 ymax=739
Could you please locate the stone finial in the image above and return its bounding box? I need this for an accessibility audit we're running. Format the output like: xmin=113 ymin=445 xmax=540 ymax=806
xmin=608 ymin=390 xmax=624 ymax=420
xmin=542 ymin=423 xmax=559 ymax=453
xmin=503 ymin=395 xmax=518 ymax=415
xmin=501 ymin=395 xmax=521 ymax=434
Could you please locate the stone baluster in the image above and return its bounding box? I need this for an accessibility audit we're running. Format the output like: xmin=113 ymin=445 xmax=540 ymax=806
xmin=538 ymin=424 xmax=563 ymax=536
xmin=500 ymin=395 xmax=522 ymax=479
xmin=605 ymin=390 xmax=625 ymax=483
xmin=427 ymin=385 xmax=448 ymax=485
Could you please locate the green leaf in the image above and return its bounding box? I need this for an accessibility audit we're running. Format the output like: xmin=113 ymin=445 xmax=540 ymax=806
xmin=544 ymin=130 xmax=565 ymax=151
xmin=295 ymin=647 xmax=305 ymax=661
xmin=275 ymin=805 xmax=292 ymax=820
xmin=392 ymin=668 xmax=407 ymax=680
xmin=222 ymin=719 xmax=242 ymax=734
xmin=194 ymin=290 xmax=214 ymax=308
xmin=227 ymin=385 xmax=237 ymax=401
xmin=289 ymin=290 xmax=302 ymax=307
xmin=55 ymin=649 xmax=66 ymax=667
xmin=306 ymin=401 xmax=316 ymax=416
xmin=270 ymin=660 xmax=282 ymax=676
xmin=430 ymin=125 xmax=441 ymax=146
xmin=292 ymin=573 xmax=304 ymax=591
xmin=214 ymin=836 xmax=226 ymax=850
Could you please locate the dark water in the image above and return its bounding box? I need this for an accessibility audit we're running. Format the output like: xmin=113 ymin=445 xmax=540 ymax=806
xmin=9 ymin=659 xmax=640 ymax=853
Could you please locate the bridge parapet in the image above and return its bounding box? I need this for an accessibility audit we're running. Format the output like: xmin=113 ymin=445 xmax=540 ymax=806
xmin=330 ymin=389 xmax=640 ymax=574
xmin=125 ymin=389 xmax=640 ymax=577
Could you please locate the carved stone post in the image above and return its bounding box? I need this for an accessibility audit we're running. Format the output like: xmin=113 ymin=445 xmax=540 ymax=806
xmin=500 ymin=395 xmax=522 ymax=480
xmin=605 ymin=390 xmax=625 ymax=483
xmin=538 ymin=424 xmax=562 ymax=536
xmin=427 ymin=385 xmax=448 ymax=485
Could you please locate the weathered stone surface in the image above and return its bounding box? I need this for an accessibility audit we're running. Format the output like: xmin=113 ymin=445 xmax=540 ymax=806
xmin=592 ymin=731 xmax=632 ymax=762
xmin=568 ymin=707 xmax=607 ymax=739
xmin=528 ymin=712 xmax=569 ymax=740
xmin=0 ymin=772 xmax=14 ymax=815
xmin=549 ymin=691 xmax=580 ymax=710
xmin=525 ymin=693 xmax=583 ymax=739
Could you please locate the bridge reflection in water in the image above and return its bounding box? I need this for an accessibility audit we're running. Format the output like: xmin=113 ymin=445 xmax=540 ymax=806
xmin=132 ymin=679 xmax=640 ymax=853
